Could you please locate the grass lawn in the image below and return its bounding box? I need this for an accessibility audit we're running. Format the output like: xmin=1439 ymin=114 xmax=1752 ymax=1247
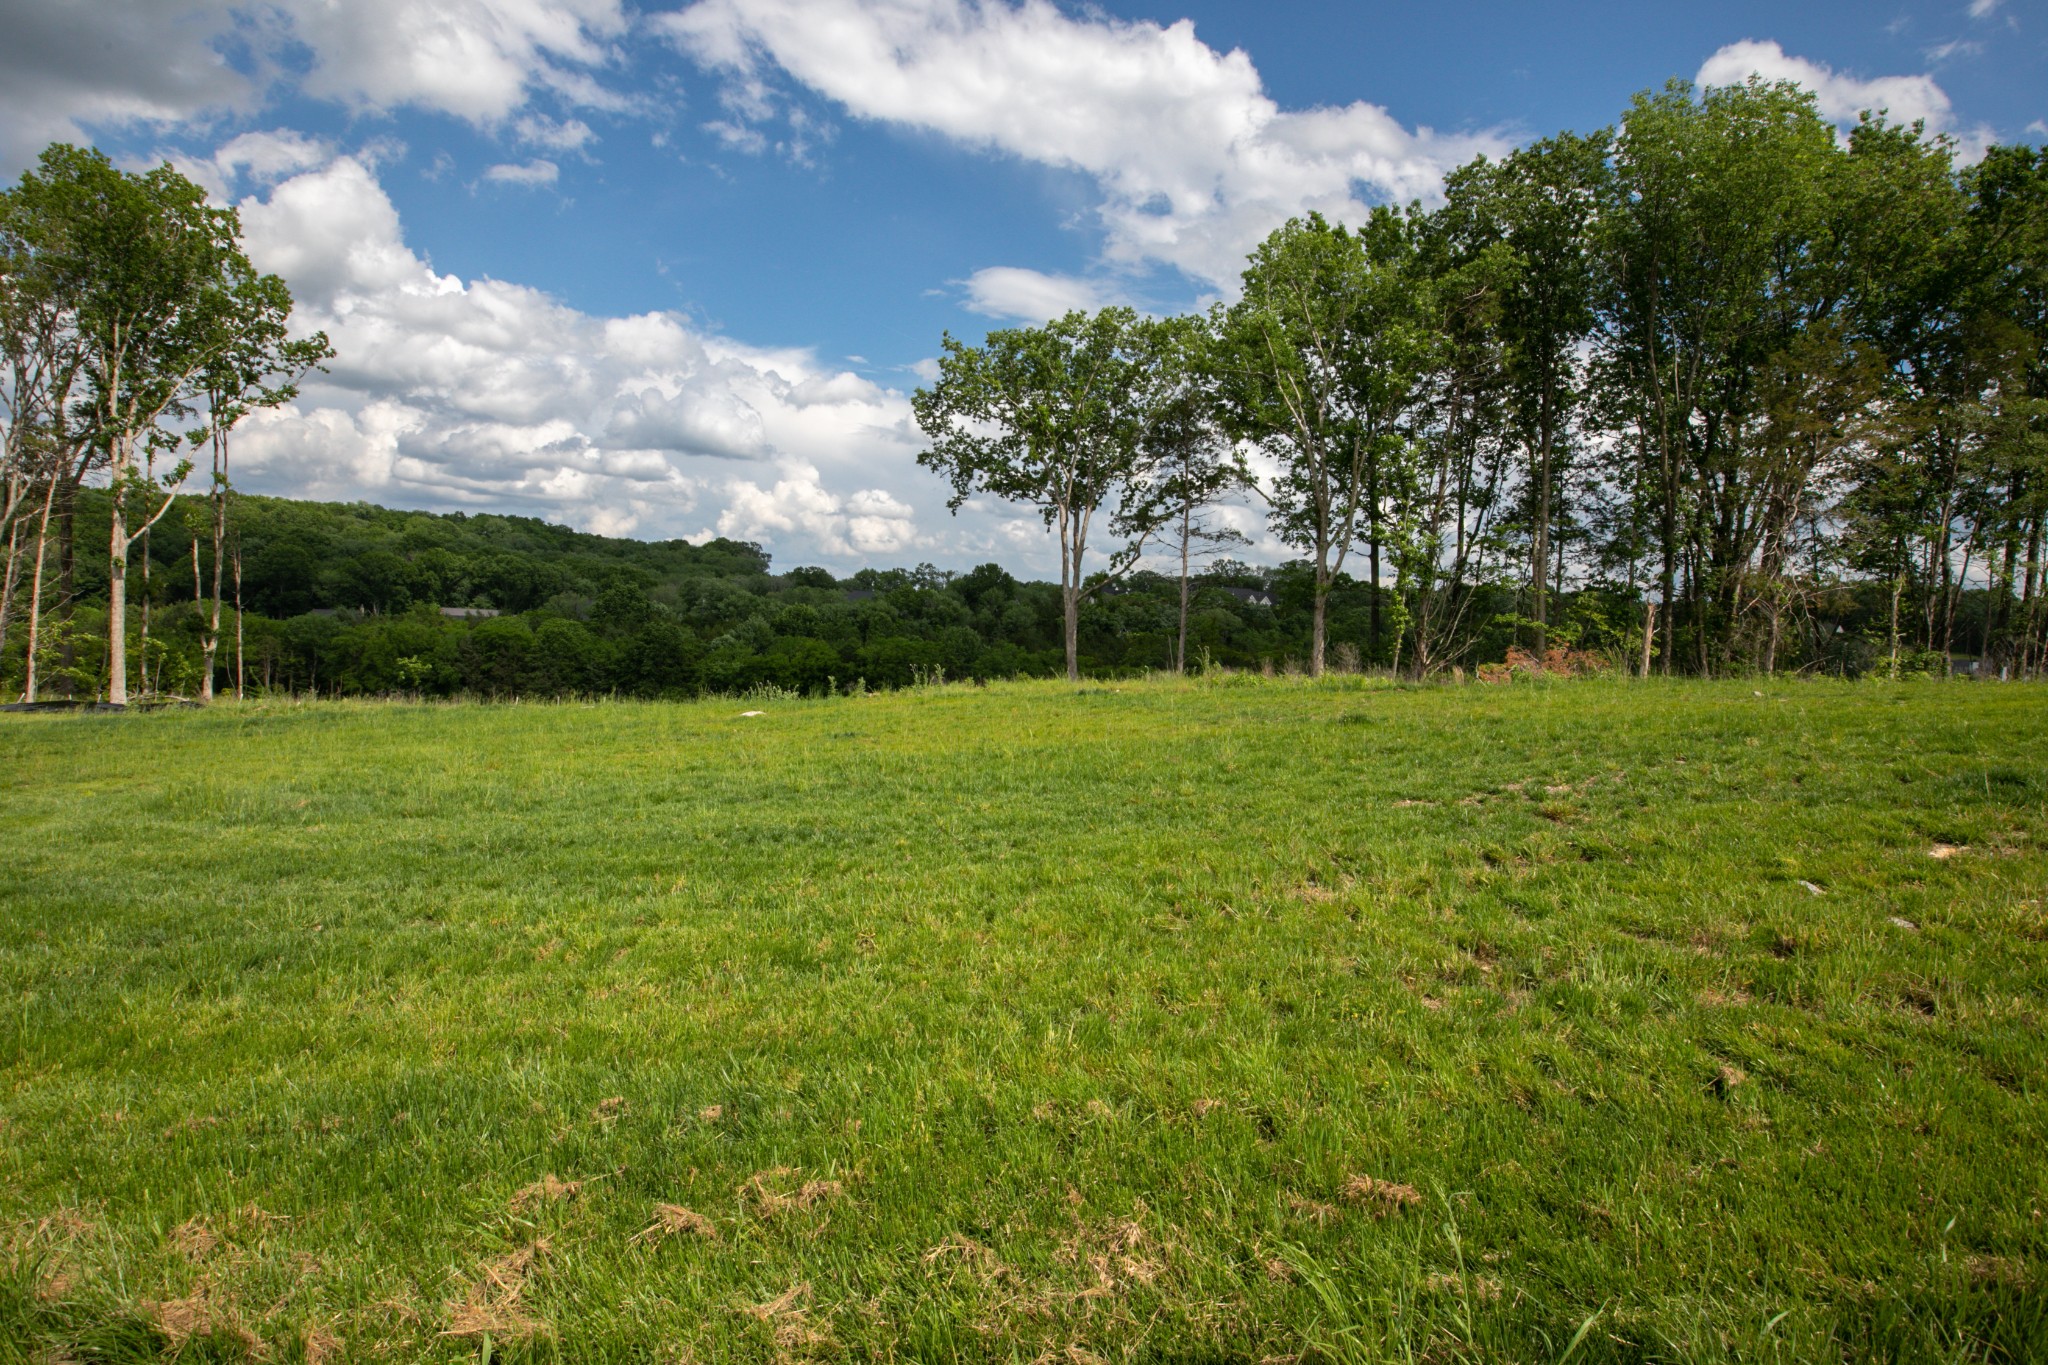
xmin=0 ymin=677 xmax=2044 ymax=1363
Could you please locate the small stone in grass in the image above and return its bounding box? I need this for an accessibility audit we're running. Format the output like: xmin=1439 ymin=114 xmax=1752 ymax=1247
xmin=1889 ymin=916 xmax=1918 ymax=931
xmin=1797 ymin=880 xmax=1825 ymax=897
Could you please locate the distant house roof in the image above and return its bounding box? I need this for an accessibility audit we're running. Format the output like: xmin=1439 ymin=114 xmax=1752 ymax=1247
xmin=1217 ymin=586 xmax=1274 ymax=608
xmin=440 ymin=606 xmax=501 ymax=619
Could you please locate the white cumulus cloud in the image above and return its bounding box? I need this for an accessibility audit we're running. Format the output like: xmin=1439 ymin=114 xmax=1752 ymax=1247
xmin=483 ymin=158 xmax=561 ymax=186
xmin=657 ymin=0 xmax=1511 ymax=289
xmin=0 ymin=0 xmax=632 ymax=175
xmin=960 ymin=267 xmax=1117 ymax=322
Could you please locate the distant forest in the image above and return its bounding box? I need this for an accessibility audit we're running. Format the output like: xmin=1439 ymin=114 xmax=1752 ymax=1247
xmin=0 ymin=489 xmax=2010 ymax=700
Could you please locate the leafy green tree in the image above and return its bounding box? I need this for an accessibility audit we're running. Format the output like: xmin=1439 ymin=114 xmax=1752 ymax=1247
xmin=1596 ymin=79 xmax=1837 ymax=672
xmin=1440 ymin=133 xmax=1608 ymax=653
xmin=914 ymin=307 xmax=1162 ymax=681
xmin=1210 ymin=211 xmax=1431 ymax=673
xmin=189 ymin=264 xmax=331 ymax=699
xmin=1123 ymin=315 xmax=1249 ymax=673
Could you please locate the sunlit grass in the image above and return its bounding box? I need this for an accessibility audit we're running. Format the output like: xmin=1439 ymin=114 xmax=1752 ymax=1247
xmin=1 ymin=676 xmax=2043 ymax=1362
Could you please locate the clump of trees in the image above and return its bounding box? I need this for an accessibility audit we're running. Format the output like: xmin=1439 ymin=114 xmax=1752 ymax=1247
xmin=0 ymin=145 xmax=329 ymax=705
xmin=917 ymin=78 xmax=2048 ymax=679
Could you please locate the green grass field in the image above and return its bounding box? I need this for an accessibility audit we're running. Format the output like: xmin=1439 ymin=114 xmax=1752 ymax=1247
xmin=1 ymin=678 xmax=2044 ymax=1363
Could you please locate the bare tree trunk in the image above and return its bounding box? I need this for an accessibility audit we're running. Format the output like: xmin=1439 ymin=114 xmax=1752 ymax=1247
xmin=193 ymin=536 xmax=214 ymax=702
xmin=108 ymin=472 xmax=129 ymax=705
xmin=1058 ymin=502 xmax=1081 ymax=684
xmin=1888 ymin=571 xmax=1904 ymax=679
xmin=1532 ymin=405 xmax=1553 ymax=657
xmin=1367 ymin=457 xmax=1382 ymax=665
xmin=1762 ymin=592 xmax=1781 ymax=677
xmin=202 ymin=431 xmax=228 ymax=702
xmin=0 ymin=517 xmax=22 ymax=666
xmin=233 ymin=545 xmax=245 ymax=700
xmin=1310 ymin=572 xmax=1329 ymax=677
xmin=1175 ymin=503 xmax=1191 ymax=675
xmin=21 ymin=476 xmax=58 ymax=703
xmin=138 ymin=520 xmax=152 ymax=701
xmin=1640 ymin=599 xmax=1655 ymax=679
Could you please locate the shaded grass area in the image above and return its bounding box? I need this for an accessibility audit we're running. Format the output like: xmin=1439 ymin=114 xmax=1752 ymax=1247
xmin=0 ymin=677 xmax=2044 ymax=1363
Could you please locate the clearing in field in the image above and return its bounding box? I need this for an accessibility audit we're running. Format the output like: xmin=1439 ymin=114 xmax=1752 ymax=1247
xmin=0 ymin=677 xmax=2043 ymax=1363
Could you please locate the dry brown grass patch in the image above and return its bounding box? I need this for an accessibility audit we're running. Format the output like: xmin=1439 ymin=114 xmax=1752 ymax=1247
xmin=148 ymin=1281 xmax=261 ymax=1354
xmin=636 ymin=1203 xmax=719 ymax=1242
xmin=169 ymin=1216 xmax=220 ymax=1261
xmin=1285 ymin=1194 xmax=1339 ymax=1225
xmin=740 ymin=1168 xmax=846 ymax=1217
xmin=1342 ymin=1175 xmax=1423 ymax=1215
xmin=1423 ymin=1272 xmax=1501 ymax=1301
xmin=509 ymin=1173 xmax=582 ymax=1212
xmin=442 ymin=1239 xmax=552 ymax=1341
xmin=304 ymin=1325 xmax=344 ymax=1364
xmin=1967 ymin=1255 xmax=2030 ymax=1287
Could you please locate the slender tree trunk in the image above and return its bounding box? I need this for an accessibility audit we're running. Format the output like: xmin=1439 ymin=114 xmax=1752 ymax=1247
xmin=1059 ymin=503 xmax=1081 ymax=683
xmin=138 ymin=521 xmax=152 ymax=701
xmin=22 ymin=476 xmax=58 ymax=703
xmin=1655 ymin=423 xmax=1678 ymax=676
xmin=203 ymin=431 xmax=228 ymax=702
xmin=1640 ymin=599 xmax=1655 ymax=679
xmin=1367 ymin=457 xmax=1382 ymax=664
xmin=1175 ymin=503 xmax=1191 ymax=675
xmin=108 ymin=469 xmax=129 ymax=705
xmin=234 ymin=545 xmax=245 ymax=700
xmin=1889 ymin=570 xmax=1904 ymax=679
xmin=0 ymin=518 xmax=22 ymax=666
xmin=1532 ymin=405 xmax=1553 ymax=657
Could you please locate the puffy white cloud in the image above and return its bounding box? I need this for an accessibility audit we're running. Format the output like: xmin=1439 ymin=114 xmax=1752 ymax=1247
xmin=513 ymin=114 xmax=597 ymax=152
xmin=960 ymin=267 xmax=1117 ymax=322
xmin=657 ymin=0 xmax=1510 ymax=288
xmin=222 ymin=148 xmax=964 ymax=568
xmin=1697 ymin=40 xmax=1951 ymax=131
xmin=483 ymin=157 xmax=561 ymax=185
xmin=283 ymin=0 xmax=631 ymax=124
xmin=716 ymin=466 xmax=920 ymax=557
xmin=0 ymin=0 xmax=630 ymax=176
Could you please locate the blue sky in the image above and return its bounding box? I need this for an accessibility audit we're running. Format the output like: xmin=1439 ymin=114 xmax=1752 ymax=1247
xmin=4 ymin=0 xmax=2041 ymax=572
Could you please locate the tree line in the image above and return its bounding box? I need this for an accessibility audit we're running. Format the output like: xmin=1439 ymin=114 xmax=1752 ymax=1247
xmin=915 ymin=77 xmax=2048 ymax=682
xmin=5 ymin=73 xmax=2044 ymax=704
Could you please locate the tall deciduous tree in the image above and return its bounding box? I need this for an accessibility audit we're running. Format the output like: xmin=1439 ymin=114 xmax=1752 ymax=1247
xmin=913 ymin=308 xmax=1160 ymax=682
xmin=1122 ymin=315 xmax=1249 ymax=674
xmin=1441 ymin=133 xmax=1608 ymax=654
xmin=1210 ymin=211 xmax=1429 ymax=674
xmin=190 ymin=268 xmax=331 ymax=701
xmin=1596 ymin=79 xmax=1836 ymax=673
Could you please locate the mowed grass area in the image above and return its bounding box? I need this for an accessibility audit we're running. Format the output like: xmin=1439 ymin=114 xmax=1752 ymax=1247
xmin=0 ymin=679 xmax=2044 ymax=1364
